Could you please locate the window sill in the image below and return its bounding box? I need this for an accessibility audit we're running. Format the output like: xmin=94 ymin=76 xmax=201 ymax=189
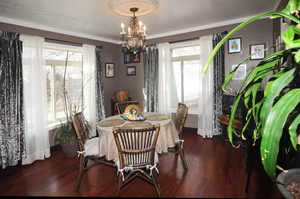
xmin=47 ymin=122 xmax=64 ymax=131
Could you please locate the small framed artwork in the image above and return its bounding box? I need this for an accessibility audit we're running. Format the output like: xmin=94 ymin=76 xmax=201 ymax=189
xmin=228 ymin=37 xmax=242 ymax=54
xmin=250 ymin=43 xmax=266 ymax=60
xmin=105 ymin=63 xmax=115 ymax=78
xmin=124 ymin=53 xmax=141 ymax=64
xmin=127 ymin=66 xmax=136 ymax=76
xmin=232 ymin=64 xmax=247 ymax=80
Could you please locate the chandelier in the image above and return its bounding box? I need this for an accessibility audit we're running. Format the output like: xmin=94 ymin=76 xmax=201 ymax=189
xmin=120 ymin=7 xmax=147 ymax=54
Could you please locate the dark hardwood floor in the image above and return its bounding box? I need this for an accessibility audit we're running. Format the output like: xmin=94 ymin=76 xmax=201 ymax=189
xmin=0 ymin=129 xmax=283 ymax=198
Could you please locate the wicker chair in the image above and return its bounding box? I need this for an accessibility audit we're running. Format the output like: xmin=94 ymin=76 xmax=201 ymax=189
xmin=72 ymin=112 xmax=114 ymax=191
xmin=174 ymin=103 xmax=189 ymax=170
xmin=112 ymin=125 xmax=161 ymax=197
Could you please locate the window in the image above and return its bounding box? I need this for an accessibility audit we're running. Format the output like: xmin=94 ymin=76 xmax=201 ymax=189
xmin=171 ymin=44 xmax=201 ymax=113
xmin=44 ymin=45 xmax=83 ymax=127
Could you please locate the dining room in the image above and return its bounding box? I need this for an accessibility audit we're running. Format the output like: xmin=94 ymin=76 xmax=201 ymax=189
xmin=0 ymin=0 xmax=296 ymax=198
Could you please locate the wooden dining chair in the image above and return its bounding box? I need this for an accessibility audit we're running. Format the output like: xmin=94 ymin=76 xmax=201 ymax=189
xmin=112 ymin=125 xmax=161 ymax=197
xmin=72 ymin=112 xmax=114 ymax=191
xmin=174 ymin=103 xmax=189 ymax=170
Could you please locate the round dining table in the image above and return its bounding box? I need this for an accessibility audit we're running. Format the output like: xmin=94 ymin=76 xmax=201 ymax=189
xmin=96 ymin=112 xmax=179 ymax=162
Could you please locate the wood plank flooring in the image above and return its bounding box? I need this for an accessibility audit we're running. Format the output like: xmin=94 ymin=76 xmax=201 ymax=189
xmin=0 ymin=129 xmax=283 ymax=198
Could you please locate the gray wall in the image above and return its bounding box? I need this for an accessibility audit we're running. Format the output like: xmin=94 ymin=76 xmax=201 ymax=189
xmin=115 ymin=19 xmax=275 ymax=128
xmin=0 ymin=18 xmax=275 ymax=142
xmin=224 ymin=19 xmax=274 ymax=94
xmin=102 ymin=48 xmax=145 ymax=116
xmin=102 ymin=45 xmax=122 ymax=116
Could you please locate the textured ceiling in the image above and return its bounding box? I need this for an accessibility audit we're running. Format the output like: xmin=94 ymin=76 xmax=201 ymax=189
xmin=0 ymin=0 xmax=280 ymax=43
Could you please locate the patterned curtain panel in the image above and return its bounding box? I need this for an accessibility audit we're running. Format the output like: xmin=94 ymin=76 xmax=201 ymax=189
xmin=143 ymin=45 xmax=159 ymax=112
xmin=0 ymin=31 xmax=25 ymax=169
xmin=95 ymin=47 xmax=106 ymax=121
xmin=212 ymin=31 xmax=227 ymax=135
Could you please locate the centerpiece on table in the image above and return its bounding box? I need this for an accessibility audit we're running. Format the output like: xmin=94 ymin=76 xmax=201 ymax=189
xmin=121 ymin=104 xmax=145 ymax=121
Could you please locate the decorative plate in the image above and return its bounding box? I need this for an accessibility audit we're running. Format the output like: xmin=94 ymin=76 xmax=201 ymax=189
xmin=121 ymin=104 xmax=145 ymax=121
xmin=99 ymin=119 xmax=125 ymax=127
xmin=147 ymin=114 xmax=169 ymax=121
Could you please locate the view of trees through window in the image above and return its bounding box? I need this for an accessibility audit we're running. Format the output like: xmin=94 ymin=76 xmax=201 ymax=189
xmin=44 ymin=47 xmax=83 ymax=126
xmin=171 ymin=45 xmax=201 ymax=113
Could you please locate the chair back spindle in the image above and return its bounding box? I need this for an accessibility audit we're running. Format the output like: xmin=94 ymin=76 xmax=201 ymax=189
xmin=73 ymin=112 xmax=90 ymax=152
xmin=112 ymin=126 xmax=160 ymax=169
xmin=175 ymin=103 xmax=189 ymax=138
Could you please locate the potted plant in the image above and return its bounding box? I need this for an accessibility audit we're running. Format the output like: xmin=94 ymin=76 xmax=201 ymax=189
xmin=54 ymin=119 xmax=78 ymax=157
xmin=203 ymin=0 xmax=300 ymax=198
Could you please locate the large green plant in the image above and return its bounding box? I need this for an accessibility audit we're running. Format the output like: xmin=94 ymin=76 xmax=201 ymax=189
xmin=203 ymin=0 xmax=300 ymax=179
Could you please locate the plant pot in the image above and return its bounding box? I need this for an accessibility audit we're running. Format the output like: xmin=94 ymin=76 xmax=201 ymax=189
xmin=61 ymin=142 xmax=79 ymax=158
xmin=277 ymin=168 xmax=300 ymax=199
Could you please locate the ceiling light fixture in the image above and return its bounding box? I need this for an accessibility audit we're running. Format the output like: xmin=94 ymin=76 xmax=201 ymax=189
xmin=120 ymin=7 xmax=146 ymax=54
xmin=109 ymin=0 xmax=158 ymax=54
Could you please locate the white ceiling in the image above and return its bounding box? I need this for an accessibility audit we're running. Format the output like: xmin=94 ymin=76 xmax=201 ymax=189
xmin=0 ymin=0 xmax=281 ymax=44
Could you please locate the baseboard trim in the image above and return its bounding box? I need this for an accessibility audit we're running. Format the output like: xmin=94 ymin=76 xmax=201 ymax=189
xmin=50 ymin=144 xmax=62 ymax=153
xmin=183 ymin=127 xmax=197 ymax=133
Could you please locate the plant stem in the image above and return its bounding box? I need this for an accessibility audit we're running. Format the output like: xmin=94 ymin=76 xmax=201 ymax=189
xmin=63 ymin=51 xmax=69 ymax=122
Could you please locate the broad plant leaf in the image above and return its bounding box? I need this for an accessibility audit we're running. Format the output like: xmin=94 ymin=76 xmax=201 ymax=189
xmin=261 ymin=89 xmax=300 ymax=179
xmin=260 ymin=68 xmax=296 ymax=133
xmin=294 ymin=50 xmax=300 ymax=63
xmin=282 ymin=25 xmax=300 ymax=50
xmin=289 ymin=114 xmax=300 ymax=150
xmin=281 ymin=0 xmax=300 ymax=16
xmin=238 ymin=60 xmax=279 ymax=93
xmin=227 ymin=94 xmax=242 ymax=144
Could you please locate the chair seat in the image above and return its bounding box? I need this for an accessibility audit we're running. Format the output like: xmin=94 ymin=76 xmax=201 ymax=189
xmin=84 ymin=137 xmax=100 ymax=157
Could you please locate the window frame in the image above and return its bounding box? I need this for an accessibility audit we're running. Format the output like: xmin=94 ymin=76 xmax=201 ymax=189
xmin=44 ymin=43 xmax=84 ymax=129
xmin=170 ymin=40 xmax=201 ymax=114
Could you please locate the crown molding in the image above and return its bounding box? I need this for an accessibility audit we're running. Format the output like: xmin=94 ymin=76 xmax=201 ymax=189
xmin=0 ymin=13 xmax=273 ymax=45
xmin=0 ymin=16 xmax=120 ymax=44
xmin=147 ymin=14 xmax=268 ymax=40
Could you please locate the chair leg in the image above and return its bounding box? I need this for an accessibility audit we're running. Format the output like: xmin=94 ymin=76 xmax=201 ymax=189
xmin=178 ymin=142 xmax=188 ymax=170
xmin=151 ymin=170 xmax=161 ymax=197
xmin=116 ymin=172 xmax=122 ymax=196
xmin=75 ymin=156 xmax=87 ymax=191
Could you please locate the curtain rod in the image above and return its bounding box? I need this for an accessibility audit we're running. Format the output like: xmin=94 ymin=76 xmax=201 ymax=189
xmin=45 ymin=38 xmax=103 ymax=49
xmin=169 ymin=37 xmax=199 ymax=44
xmin=45 ymin=38 xmax=82 ymax=47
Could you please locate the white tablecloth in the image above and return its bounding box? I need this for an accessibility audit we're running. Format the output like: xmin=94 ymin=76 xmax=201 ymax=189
xmin=96 ymin=112 xmax=179 ymax=162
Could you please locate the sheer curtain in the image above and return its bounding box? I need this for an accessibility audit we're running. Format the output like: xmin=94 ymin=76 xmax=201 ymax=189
xmin=20 ymin=34 xmax=50 ymax=165
xmin=82 ymin=44 xmax=97 ymax=137
xmin=197 ymin=35 xmax=217 ymax=138
xmin=157 ymin=43 xmax=174 ymax=115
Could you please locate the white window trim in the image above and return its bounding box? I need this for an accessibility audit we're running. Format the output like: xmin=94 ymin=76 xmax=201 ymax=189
xmin=45 ymin=42 xmax=84 ymax=128
xmin=170 ymin=39 xmax=201 ymax=114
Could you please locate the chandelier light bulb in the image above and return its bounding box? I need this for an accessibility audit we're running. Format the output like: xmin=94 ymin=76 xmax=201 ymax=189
xmin=121 ymin=23 xmax=125 ymax=34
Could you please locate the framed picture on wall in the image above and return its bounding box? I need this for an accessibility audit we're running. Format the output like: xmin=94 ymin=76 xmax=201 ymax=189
xmin=124 ymin=53 xmax=140 ymax=64
xmin=127 ymin=66 xmax=136 ymax=76
xmin=232 ymin=64 xmax=247 ymax=80
xmin=105 ymin=63 xmax=115 ymax=78
xmin=250 ymin=43 xmax=266 ymax=60
xmin=228 ymin=37 xmax=242 ymax=53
